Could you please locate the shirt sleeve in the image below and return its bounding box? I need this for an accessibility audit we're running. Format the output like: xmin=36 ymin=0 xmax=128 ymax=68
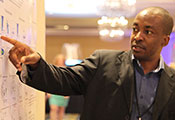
xmin=17 ymin=63 xmax=35 ymax=83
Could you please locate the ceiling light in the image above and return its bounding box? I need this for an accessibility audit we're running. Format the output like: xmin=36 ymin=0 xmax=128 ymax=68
xmin=98 ymin=16 xmax=128 ymax=41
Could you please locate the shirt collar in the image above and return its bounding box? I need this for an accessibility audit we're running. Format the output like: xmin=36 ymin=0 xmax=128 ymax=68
xmin=132 ymin=54 xmax=164 ymax=73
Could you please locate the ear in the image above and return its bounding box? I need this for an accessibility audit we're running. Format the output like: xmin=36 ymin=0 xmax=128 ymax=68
xmin=162 ymin=35 xmax=170 ymax=47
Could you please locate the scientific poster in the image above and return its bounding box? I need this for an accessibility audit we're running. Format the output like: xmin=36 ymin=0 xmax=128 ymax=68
xmin=0 ymin=0 xmax=37 ymax=119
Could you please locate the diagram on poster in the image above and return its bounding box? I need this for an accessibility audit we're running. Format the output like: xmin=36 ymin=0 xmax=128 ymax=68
xmin=0 ymin=0 xmax=37 ymax=119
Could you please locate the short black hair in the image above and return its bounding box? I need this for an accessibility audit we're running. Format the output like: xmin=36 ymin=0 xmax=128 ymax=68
xmin=141 ymin=7 xmax=174 ymax=35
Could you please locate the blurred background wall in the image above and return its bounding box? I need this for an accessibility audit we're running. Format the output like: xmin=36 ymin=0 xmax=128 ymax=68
xmin=46 ymin=36 xmax=130 ymax=63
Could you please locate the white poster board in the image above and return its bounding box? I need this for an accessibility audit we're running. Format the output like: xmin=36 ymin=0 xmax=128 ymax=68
xmin=0 ymin=0 xmax=45 ymax=119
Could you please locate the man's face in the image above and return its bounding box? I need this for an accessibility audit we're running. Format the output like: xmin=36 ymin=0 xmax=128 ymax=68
xmin=130 ymin=10 xmax=168 ymax=61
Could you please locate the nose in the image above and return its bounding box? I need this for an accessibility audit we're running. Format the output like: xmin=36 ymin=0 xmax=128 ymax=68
xmin=134 ymin=31 xmax=144 ymax=42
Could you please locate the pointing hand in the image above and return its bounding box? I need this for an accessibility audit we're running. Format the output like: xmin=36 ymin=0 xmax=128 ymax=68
xmin=1 ymin=36 xmax=41 ymax=71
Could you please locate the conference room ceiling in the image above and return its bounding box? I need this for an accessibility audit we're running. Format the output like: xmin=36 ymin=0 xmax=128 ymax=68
xmin=46 ymin=0 xmax=175 ymax=36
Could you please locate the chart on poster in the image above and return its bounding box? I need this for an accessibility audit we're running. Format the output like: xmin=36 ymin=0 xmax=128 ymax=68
xmin=0 ymin=0 xmax=38 ymax=119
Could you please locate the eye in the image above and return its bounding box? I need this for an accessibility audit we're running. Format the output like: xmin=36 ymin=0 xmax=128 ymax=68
xmin=145 ymin=30 xmax=153 ymax=35
xmin=132 ymin=27 xmax=138 ymax=32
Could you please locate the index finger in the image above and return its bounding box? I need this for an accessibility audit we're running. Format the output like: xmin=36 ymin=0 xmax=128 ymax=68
xmin=1 ymin=36 xmax=19 ymax=46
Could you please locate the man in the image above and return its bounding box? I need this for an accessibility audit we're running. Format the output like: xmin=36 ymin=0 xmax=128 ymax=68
xmin=1 ymin=7 xmax=175 ymax=120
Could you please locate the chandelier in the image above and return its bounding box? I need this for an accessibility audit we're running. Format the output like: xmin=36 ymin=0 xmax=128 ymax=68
xmin=98 ymin=16 xmax=128 ymax=41
xmin=96 ymin=0 xmax=136 ymax=41
xmin=97 ymin=0 xmax=136 ymax=17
